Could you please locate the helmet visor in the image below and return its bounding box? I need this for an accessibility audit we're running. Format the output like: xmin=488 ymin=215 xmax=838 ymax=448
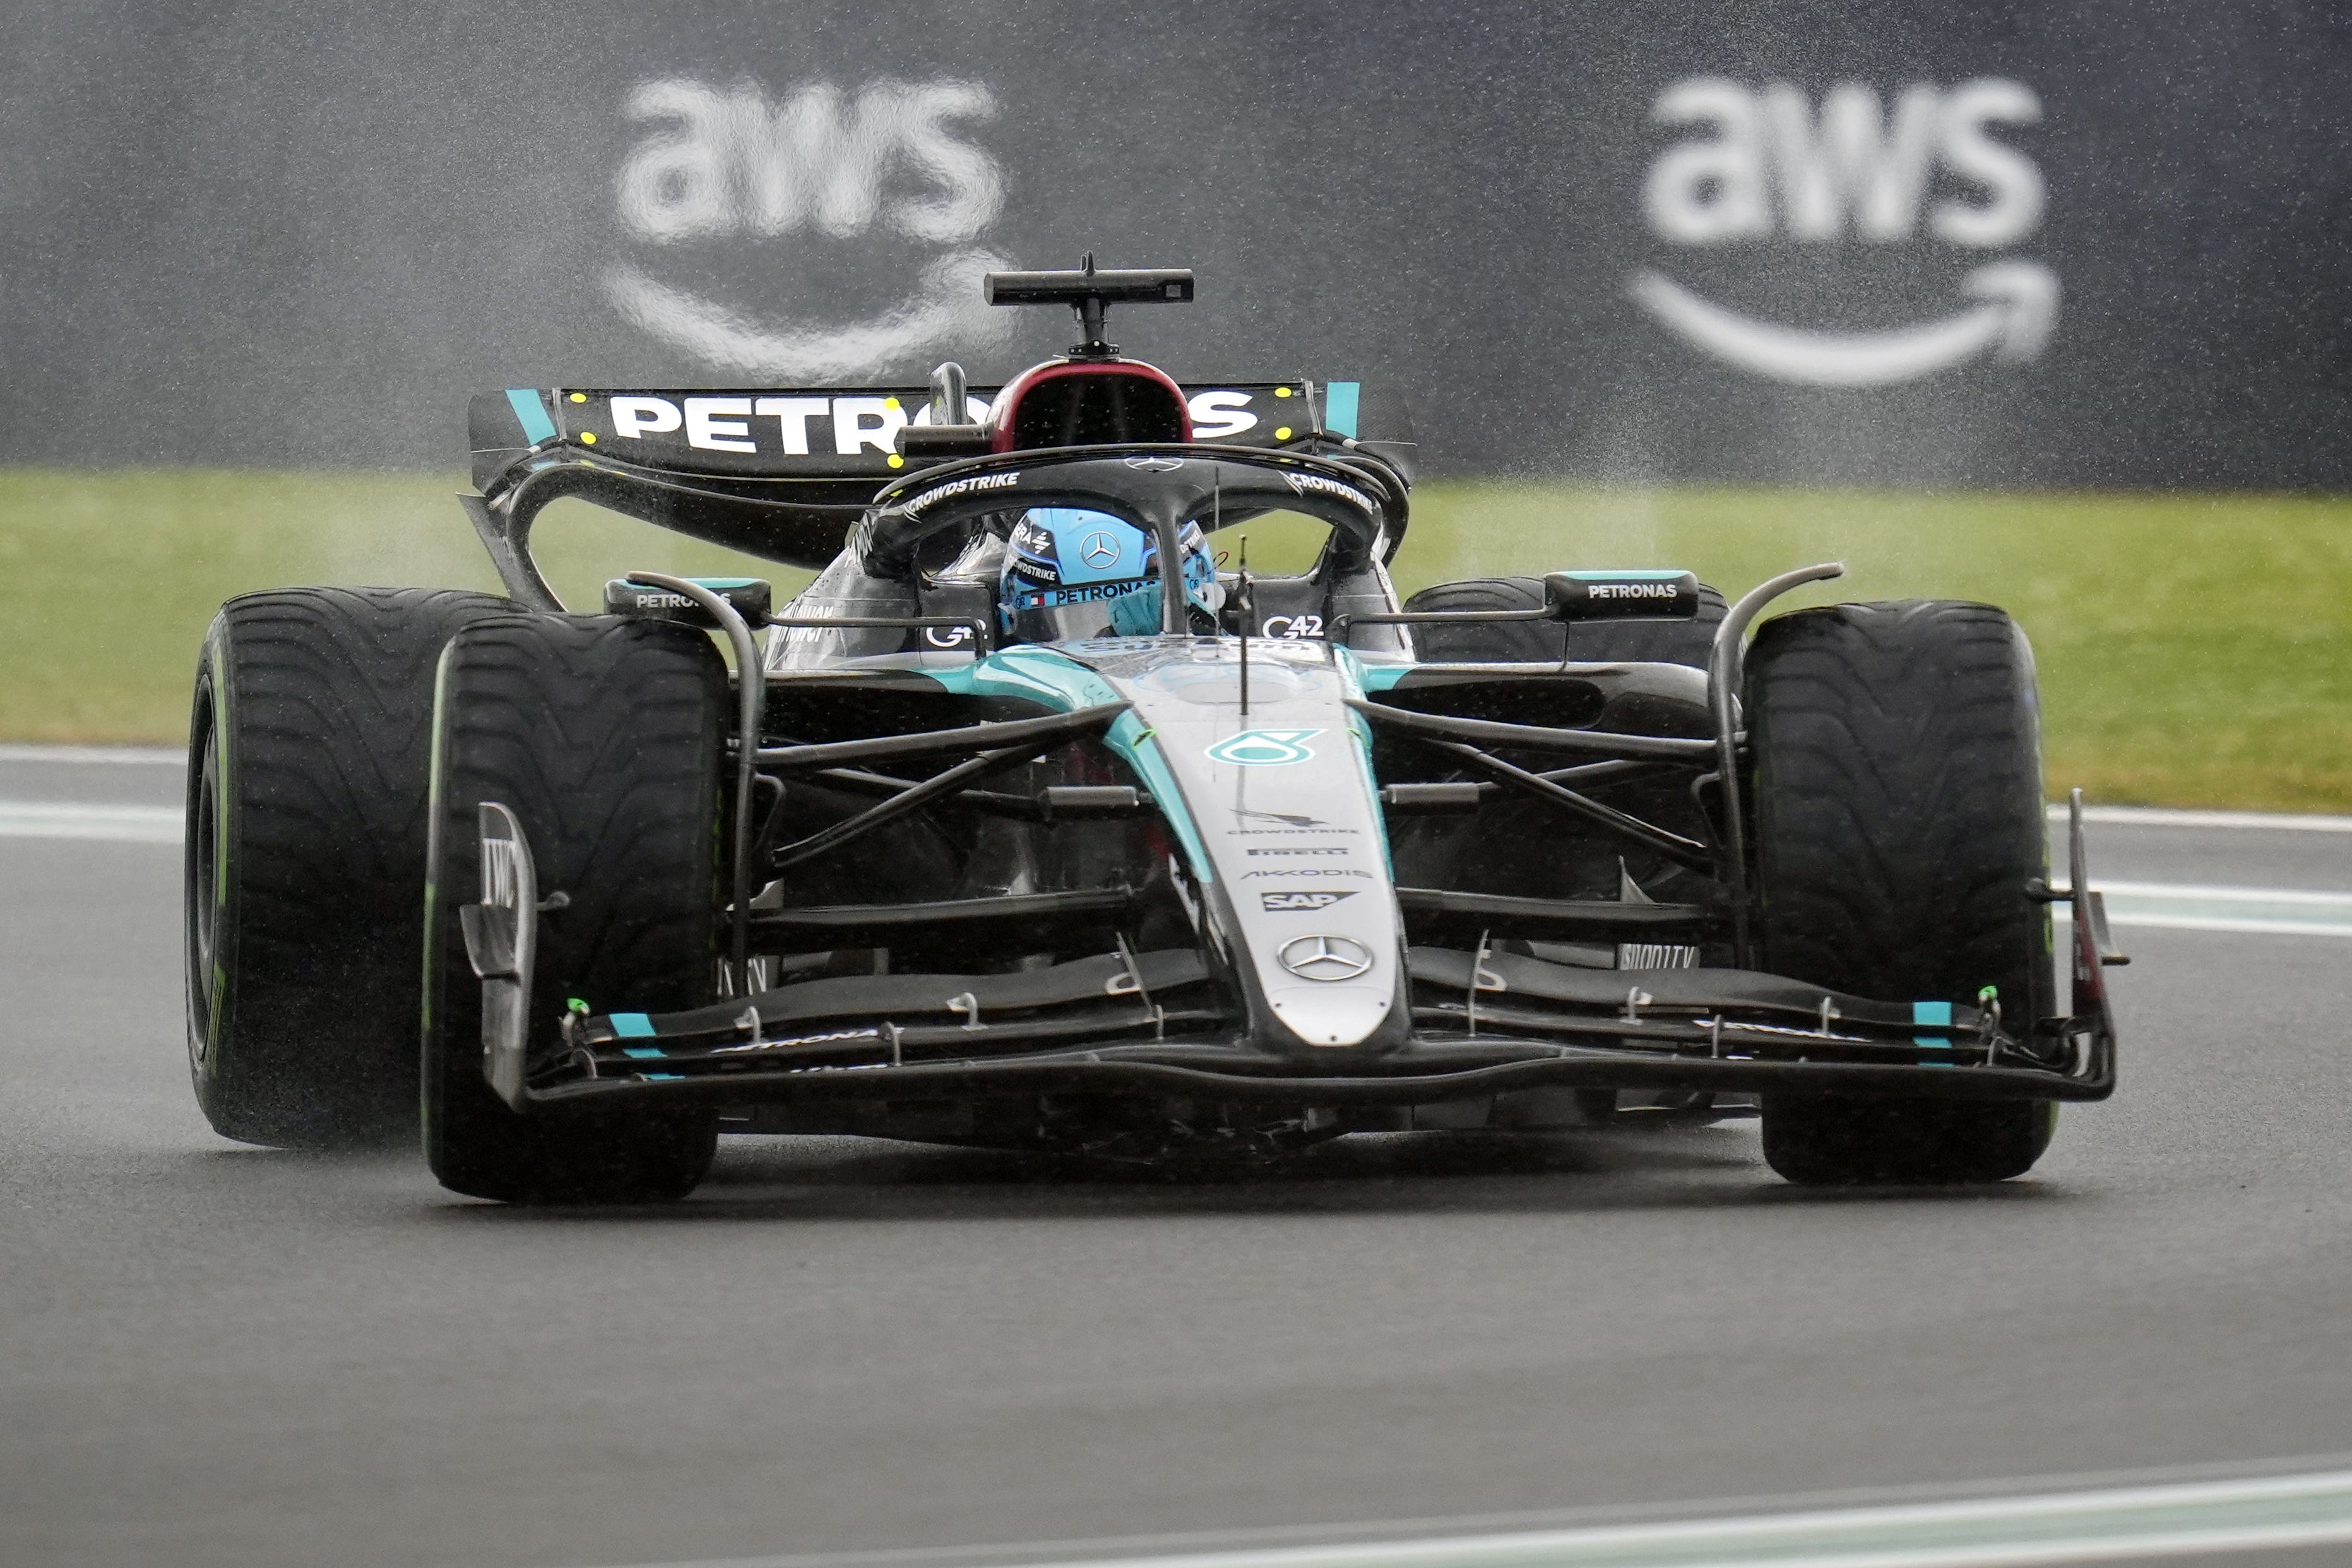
xmin=1001 ymin=509 xmax=1221 ymax=642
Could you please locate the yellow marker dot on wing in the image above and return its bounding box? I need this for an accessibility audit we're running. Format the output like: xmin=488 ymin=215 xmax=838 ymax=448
xmin=886 ymin=453 xmax=905 ymax=468
xmin=568 ymin=392 xmax=586 ymax=403
xmin=1274 ymin=426 xmax=1292 ymax=440
xmin=884 ymin=396 xmax=901 ymax=410
xmin=580 ymin=431 xmax=597 ymax=444
xmin=1274 ymin=386 xmax=1292 ymax=398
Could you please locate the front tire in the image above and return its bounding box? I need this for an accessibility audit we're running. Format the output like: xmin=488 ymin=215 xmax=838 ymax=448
xmin=186 ymin=586 xmax=512 ymax=1148
xmin=422 ymin=614 xmax=727 ymax=1204
xmin=1745 ymin=600 xmax=2057 ymax=1185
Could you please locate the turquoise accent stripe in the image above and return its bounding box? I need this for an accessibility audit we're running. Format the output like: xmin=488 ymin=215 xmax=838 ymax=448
xmin=1331 ymin=647 xmax=1395 ymax=874
xmin=505 ymin=388 xmax=558 ymax=446
xmin=622 ymin=1047 xmax=667 ymax=1060
xmin=1107 ymin=711 xmax=1211 ymax=881
xmin=610 ymin=1013 xmax=656 ymax=1038
xmin=917 ymin=647 xmax=1213 ymax=881
xmin=1565 ymin=569 xmax=1690 ymax=581
xmin=1346 ymin=710 xmax=1393 ymax=876
xmin=1323 ymin=381 xmax=1360 ymax=438
xmin=1912 ymin=999 xmax=1954 ymax=1048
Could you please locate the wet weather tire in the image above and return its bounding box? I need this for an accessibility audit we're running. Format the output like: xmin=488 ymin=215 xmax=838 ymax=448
xmin=1745 ymin=601 xmax=2057 ymax=1185
xmin=422 ymin=614 xmax=727 ymax=1204
xmin=186 ymin=587 xmax=516 ymax=1148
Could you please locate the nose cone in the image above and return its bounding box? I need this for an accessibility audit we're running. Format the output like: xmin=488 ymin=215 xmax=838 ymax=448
xmin=1264 ymin=982 xmax=1395 ymax=1047
xmin=1075 ymin=637 xmax=1406 ymax=1055
xmin=1264 ymin=932 xmax=1391 ymax=1047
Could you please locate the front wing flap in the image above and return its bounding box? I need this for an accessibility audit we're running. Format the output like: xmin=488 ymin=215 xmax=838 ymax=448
xmin=521 ymin=944 xmax=2110 ymax=1111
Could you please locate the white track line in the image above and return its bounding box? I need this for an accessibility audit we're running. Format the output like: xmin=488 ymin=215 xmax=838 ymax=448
xmin=0 ymin=802 xmax=182 ymax=843
xmin=601 ymin=1467 xmax=2352 ymax=1568
xmin=2052 ymin=803 xmax=2352 ymax=833
xmin=2097 ymin=881 xmax=2352 ymax=903
xmin=6 ymin=807 xmax=2352 ymax=939
xmin=0 ymin=744 xmax=183 ymax=766
xmin=2062 ymin=880 xmax=2352 ymax=939
xmin=0 ymin=751 xmax=2348 ymax=831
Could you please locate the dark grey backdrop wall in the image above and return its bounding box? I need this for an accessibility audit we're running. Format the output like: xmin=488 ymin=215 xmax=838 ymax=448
xmin=4 ymin=1 xmax=2346 ymax=484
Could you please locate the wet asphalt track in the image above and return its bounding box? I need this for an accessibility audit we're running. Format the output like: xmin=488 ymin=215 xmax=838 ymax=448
xmin=4 ymin=754 xmax=2351 ymax=1568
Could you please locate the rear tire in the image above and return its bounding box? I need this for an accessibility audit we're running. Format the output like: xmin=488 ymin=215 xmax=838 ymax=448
xmin=186 ymin=586 xmax=513 ymax=1148
xmin=1745 ymin=600 xmax=2057 ymax=1185
xmin=422 ymin=614 xmax=727 ymax=1204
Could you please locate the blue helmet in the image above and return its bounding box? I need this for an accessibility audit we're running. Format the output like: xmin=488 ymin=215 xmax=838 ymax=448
xmin=999 ymin=508 xmax=1222 ymax=643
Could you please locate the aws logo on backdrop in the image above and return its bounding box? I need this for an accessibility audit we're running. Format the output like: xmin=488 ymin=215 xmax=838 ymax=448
xmin=605 ymin=78 xmax=1016 ymax=379
xmin=1631 ymin=78 xmax=2057 ymax=386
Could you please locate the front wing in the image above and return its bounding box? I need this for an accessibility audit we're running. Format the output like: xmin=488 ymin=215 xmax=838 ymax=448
xmin=459 ymin=779 xmax=2120 ymax=1125
xmin=474 ymin=932 xmax=2114 ymax=1119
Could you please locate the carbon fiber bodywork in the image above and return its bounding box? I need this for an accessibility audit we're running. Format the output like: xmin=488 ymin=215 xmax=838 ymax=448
xmin=449 ymin=339 xmax=2116 ymax=1153
xmin=449 ymin=454 xmax=2117 ymax=1144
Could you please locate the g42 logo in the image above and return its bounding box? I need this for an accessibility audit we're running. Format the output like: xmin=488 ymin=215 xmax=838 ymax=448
xmin=1259 ymin=614 xmax=1324 ymax=641
xmin=1630 ymin=78 xmax=2056 ymax=386
xmin=606 ymin=78 xmax=1016 ymax=379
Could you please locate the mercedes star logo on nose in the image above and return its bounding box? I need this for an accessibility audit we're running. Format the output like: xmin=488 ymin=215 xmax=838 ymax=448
xmin=1078 ymin=531 xmax=1122 ymax=568
xmin=1123 ymin=455 xmax=1185 ymax=471
xmin=1277 ymin=934 xmax=1374 ymax=982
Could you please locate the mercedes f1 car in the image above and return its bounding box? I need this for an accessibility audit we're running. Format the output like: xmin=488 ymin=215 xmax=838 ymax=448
xmin=184 ymin=261 xmax=2120 ymax=1201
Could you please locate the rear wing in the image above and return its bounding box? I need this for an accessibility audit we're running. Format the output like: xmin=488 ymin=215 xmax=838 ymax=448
xmin=472 ymin=380 xmax=1410 ymax=489
xmin=463 ymin=379 xmax=1413 ymax=602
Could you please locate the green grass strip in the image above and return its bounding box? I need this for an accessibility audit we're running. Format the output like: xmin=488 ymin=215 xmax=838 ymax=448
xmin=3 ymin=468 xmax=2347 ymax=811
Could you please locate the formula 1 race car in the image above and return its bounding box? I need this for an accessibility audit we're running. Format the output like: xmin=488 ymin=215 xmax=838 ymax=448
xmin=184 ymin=262 xmax=2120 ymax=1202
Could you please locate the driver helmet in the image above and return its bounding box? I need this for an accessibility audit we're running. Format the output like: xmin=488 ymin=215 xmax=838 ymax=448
xmin=999 ymin=508 xmax=1223 ymax=643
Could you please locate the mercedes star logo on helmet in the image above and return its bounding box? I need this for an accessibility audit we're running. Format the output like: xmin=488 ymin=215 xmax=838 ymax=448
xmin=1277 ymin=934 xmax=1374 ymax=982
xmin=1079 ymin=531 xmax=1122 ymax=568
xmin=1123 ymin=455 xmax=1185 ymax=472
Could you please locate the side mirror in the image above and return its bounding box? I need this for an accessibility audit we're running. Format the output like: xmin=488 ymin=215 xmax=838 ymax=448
xmin=605 ymin=576 xmax=772 ymax=627
xmin=1544 ymin=570 xmax=1700 ymax=621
